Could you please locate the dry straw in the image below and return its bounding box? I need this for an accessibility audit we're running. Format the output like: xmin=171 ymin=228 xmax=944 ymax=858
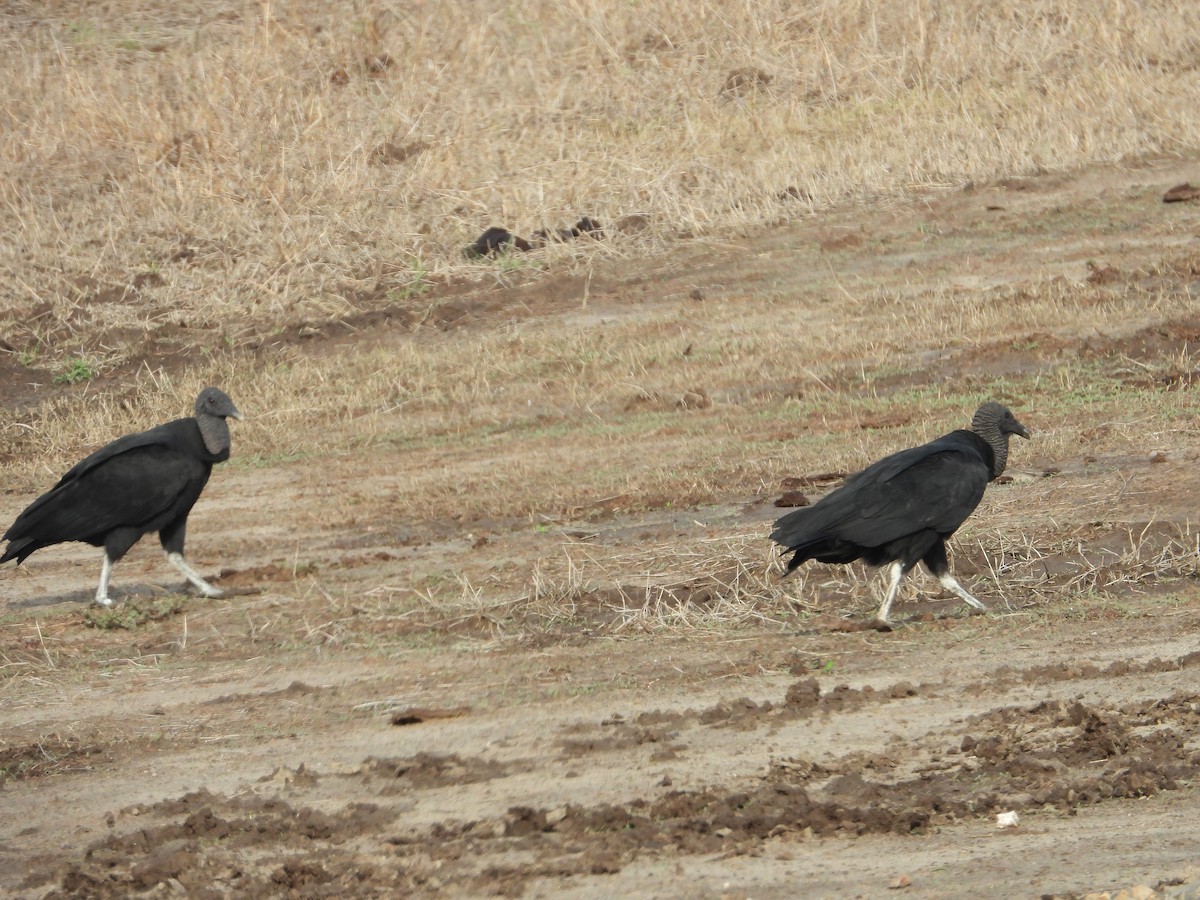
xmin=2 ymin=1 xmax=1200 ymax=585
xmin=2 ymin=0 xmax=1199 ymax=338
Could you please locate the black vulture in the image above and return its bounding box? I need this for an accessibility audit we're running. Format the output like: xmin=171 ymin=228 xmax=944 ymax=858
xmin=770 ymin=402 xmax=1030 ymax=627
xmin=2 ymin=387 xmax=242 ymax=607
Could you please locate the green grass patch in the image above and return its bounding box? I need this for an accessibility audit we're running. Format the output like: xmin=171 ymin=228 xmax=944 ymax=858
xmin=53 ymin=357 xmax=98 ymax=385
xmin=83 ymin=596 xmax=187 ymax=630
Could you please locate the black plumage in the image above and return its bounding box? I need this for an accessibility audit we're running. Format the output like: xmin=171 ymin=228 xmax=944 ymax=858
xmin=771 ymin=402 xmax=1030 ymax=627
xmin=2 ymin=387 xmax=242 ymax=607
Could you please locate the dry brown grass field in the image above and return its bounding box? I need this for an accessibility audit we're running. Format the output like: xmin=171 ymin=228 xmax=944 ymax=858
xmin=4 ymin=1 xmax=1200 ymax=898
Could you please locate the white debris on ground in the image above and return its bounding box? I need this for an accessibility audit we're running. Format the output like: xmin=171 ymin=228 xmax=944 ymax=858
xmin=995 ymin=810 xmax=1020 ymax=829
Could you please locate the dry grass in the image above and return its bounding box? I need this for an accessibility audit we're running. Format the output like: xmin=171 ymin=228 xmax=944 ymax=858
xmin=492 ymin=513 xmax=1200 ymax=635
xmin=2 ymin=1 xmax=1197 ymax=492
xmin=4 ymin=282 xmax=1195 ymax=535
xmin=2 ymin=1 xmax=1200 ymax=642
xmin=2 ymin=0 xmax=1199 ymax=351
xmin=2 ymin=464 xmax=1196 ymax=679
xmin=4 ymin=239 xmax=1196 ymax=519
xmin=520 ymin=531 xmax=797 ymax=631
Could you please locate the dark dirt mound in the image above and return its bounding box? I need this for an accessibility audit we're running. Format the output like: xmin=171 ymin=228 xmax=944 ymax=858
xmin=44 ymin=680 xmax=1200 ymax=899
xmin=42 ymin=791 xmax=398 ymax=899
xmin=360 ymin=752 xmax=515 ymax=791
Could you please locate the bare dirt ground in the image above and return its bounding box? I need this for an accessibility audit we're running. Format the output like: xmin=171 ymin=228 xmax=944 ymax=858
xmin=4 ymin=159 xmax=1200 ymax=899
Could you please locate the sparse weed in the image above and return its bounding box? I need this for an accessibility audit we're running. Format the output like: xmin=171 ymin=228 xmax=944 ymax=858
xmin=389 ymin=258 xmax=433 ymax=302
xmin=494 ymin=253 xmax=537 ymax=275
xmin=83 ymin=596 xmax=186 ymax=630
xmin=52 ymin=358 xmax=98 ymax=385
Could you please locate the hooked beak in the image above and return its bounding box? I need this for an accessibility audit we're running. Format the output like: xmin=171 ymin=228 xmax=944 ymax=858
xmin=1011 ymin=420 xmax=1031 ymax=440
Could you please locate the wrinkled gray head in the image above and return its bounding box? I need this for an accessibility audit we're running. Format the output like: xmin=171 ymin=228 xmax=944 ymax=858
xmin=970 ymin=402 xmax=1030 ymax=479
xmin=194 ymin=387 xmax=242 ymax=456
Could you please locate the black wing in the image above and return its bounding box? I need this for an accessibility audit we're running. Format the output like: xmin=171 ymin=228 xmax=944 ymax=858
xmin=4 ymin=443 xmax=207 ymax=549
xmin=47 ymin=421 xmax=186 ymax=487
xmin=772 ymin=434 xmax=990 ymax=552
xmin=829 ymin=450 xmax=989 ymax=547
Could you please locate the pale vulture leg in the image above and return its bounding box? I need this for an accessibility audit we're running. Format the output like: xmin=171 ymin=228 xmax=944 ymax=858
xmin=874 ymin=561 xmax=907 ymax=627
xmin=93 ymin=553 xmax=115 ymax=608
xmin=166 ymin=551 xmax=222 ymax=598
xmin=938 ymin=572 xmax=988 ymax=613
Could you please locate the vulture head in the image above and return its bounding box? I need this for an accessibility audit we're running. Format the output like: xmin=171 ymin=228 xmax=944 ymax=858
xmin=195 ymin=387 xmax=242 ymax=456
xmin=971 ymin=402 xmax=1030 ymax=479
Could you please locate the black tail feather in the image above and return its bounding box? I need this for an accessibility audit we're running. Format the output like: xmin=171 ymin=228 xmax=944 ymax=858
xmin=1 ymin=537 xmax=39 ymax=565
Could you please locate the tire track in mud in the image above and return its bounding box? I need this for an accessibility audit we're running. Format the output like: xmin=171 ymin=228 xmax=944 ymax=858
xmin=27 ymin=649 xmax=1200 ymax=898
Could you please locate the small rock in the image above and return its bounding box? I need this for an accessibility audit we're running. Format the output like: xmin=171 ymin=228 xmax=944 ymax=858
xmin=774 ymin=490 xmax=810 ymax=508
xmin=365 ymin=53 xmax=394 ymax=74
xmin=1163 ymin=182 xmax=1200 ymax=203
xmin=784 ymin=678 xmax=820 ymax=709
xmin=888 ymin=873 xmax=912 ymax=889
xmin=720 ymin=66 xmax=773 ymax=98
xmin=996 ymin=810 xmax=1020 ymax=828
xmin=714 ymin=827 xmax=733 ymax=838
xmin=464 ymin=227 xmax=534 ymax=258
xmin=1086 ymin=261 xmax=1122 ymax=284
xmin=1164 ymin=880 xmax=1200 ymax=899
xmin=676 ymin=389 xmax=711 ymax=410
xmin=545 ymin=806 xmax=568 ymax=826
xmin=1150 ymin=451 xmax=1168 ymax=464
xmin=572 ymin=216 xmax=603 ymax=238
xmin=614 ymin=213 xmax=650 ymax=234
xmin=372 ymin=140 xmax=429 ymax=165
